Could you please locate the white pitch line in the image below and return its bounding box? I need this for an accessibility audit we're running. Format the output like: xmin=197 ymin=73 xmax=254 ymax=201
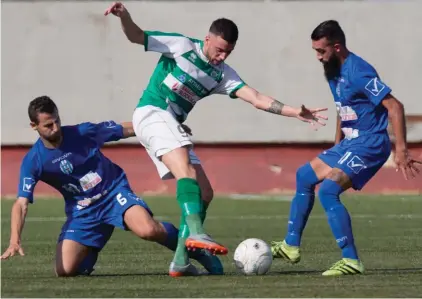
xmin=1 ymin=214 xmax=422 ymax=223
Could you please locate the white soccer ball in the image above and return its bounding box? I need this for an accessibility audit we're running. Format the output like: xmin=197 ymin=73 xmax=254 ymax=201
xmin=233 ymin=238 xmax=273 ymax=275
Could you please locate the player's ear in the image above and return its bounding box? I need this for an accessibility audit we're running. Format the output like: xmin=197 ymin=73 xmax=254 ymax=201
xmin=205 ymin=34 xmax=210 ymax=43
xmin=30 ymin=122 xmax=37 ymax=130
xmin=333 ymin=43 xmax=341 ymax=53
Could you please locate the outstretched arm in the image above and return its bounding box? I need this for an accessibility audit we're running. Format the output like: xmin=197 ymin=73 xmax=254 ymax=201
xmin=234 ymin=85 xmax=328 ymax=127
xmin=104 ymin=2 xmax=144 ymax=45
xmin=1 ymin=197 xmax=29 ymax=259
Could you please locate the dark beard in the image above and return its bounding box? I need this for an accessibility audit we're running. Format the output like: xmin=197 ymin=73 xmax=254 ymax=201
xmin=46 ymin=132 xmax=62 ymax=144
xmin=323 ymin=56 xmax=341 ymax=81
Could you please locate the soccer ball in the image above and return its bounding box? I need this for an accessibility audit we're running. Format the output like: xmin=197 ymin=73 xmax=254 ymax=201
xmin=233 ymin=238 xmax=273 ymax=275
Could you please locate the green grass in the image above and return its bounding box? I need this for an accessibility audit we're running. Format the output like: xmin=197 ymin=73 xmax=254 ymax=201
xmin=1 ymin=195 xmax=422 ymax=298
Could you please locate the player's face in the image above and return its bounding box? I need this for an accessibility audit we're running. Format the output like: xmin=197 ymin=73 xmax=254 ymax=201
xmin=204 ymin=34 xmax=235 ymax=65
xmin=312 ymin=37 xmax=341 ymax=80
xmin=31 ymin=112 xmax=62 ymax=143
xmin=312 ymin=37 xmax=335 ymax=63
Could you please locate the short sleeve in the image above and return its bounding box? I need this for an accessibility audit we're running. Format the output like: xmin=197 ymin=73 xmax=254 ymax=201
xmin=211 ymin=65 xmax=246 ymax=98
xmin=78 ymin=121 xmax=124 ymax=147
xmin=144 ymin=31 xmax=192 ymax=58
xmin=352 ymin=68 xmax=392 ymax=106
xmin=17 ymin=152 xmax=40 ymax=203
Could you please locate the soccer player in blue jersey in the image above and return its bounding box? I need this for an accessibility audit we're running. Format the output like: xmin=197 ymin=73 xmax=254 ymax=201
xmin=271 ymin=20 xmax=422 ymax=276
xmin=1 ymin=96 xmax=220 ymax=277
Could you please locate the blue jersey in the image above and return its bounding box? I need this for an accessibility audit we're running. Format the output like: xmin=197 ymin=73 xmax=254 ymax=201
xmin=17 ymin=121 xmax=127 ymax=217
xmin=328 ymin=53 xmax=392 ymax=139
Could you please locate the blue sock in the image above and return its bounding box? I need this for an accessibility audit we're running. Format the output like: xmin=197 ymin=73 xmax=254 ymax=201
xmin=77 ymin=250 xmax=98 ymax=275
xmin=158 ymin=221 xmax=179 ymax=251
xmin=318 ymin=179 xmax=359 ymax=260
xmin=285 ymin=163 xmax=320 ymax=247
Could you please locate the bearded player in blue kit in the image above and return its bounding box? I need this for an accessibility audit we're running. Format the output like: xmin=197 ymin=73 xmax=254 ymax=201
xmin=1 ymin=96 xmax=220 ymax=277
xmin=271 ymin=20 xmax=422 ymax=276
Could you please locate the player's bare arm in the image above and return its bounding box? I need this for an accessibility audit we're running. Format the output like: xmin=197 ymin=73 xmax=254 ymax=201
xmin=104 ymin=2 xmax=145 ymax=45
xmin=334 ymin=115 xmax=343 ymax=144
xmin=382 ymin=94 xmax=421 ymax=179
xmin=1 ymin=197 xmax=29 ymax=260
xmin=121 ymin=122 xmax=135 ymax=138
xmin=235 ymin=85 xmax=328 ymax=127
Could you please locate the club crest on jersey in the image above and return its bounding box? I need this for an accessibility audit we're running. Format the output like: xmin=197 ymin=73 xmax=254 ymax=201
xmin=210 ymin=70 xmax=219 ymax=80
xmin=188 ymin=52 xmax=197 ymax=63
xmin=60 ymin=159 xmax=74 ymax=174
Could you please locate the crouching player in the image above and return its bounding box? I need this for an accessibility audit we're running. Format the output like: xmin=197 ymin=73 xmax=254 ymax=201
xmin=1 ymin=96 xmax=218 ymax=277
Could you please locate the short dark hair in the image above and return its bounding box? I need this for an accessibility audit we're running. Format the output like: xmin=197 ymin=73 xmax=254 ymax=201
xmin=28 ymin=96 xmax=58 ymax=124
xmin=209 ymin=18 xmax=239 ymax=44
xmin=311 ymin=20 xmax=346 ymax=46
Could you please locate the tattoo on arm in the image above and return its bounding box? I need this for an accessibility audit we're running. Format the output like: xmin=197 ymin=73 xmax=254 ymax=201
xmin=265 ymin=100 xmax=285 ymax=114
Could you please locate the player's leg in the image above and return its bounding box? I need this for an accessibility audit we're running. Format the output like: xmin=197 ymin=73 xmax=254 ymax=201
xmin=106 ymin=184 xmax=200 ymax=276
xmin=55 ymin=221 xmax=114 ymax=277
xmin=285 ymin=158 xmax=332 ymax=246
xmin=132 ymin=106 xmax=227 ymax=256
xmin=317 ymin=167 xmax=364 ymax=276
xmin=272 ymin=154 xmax=334 ymax=262
xmin=317 ymin=143 xmax=390 ymax=276
xmin=185 ymin=162 xmax=224 ymax=275
xmin=55 ymin=240 xmax=91 ymax=277
xmin=160 ymin=147 xmax=227 ymax=253
xmin=193 ymin=162 xmax=214 ymax=222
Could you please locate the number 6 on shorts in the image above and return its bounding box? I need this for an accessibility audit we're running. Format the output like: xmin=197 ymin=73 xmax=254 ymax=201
xmin=116 ymin=193 xmax=127 ymax=206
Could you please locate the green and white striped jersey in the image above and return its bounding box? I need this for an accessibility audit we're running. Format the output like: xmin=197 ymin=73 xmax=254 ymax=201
xmin=137 ymin=31 xmax=246 ymax=122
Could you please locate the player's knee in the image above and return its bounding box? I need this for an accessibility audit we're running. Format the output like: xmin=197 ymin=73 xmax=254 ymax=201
xmin=55 ymin=264 xmax=78 ymax=277
xmin=296 ymin=163 xmax=318 ymax=190
xmin=137 ymin=222 xmax=163 ymax=242
xmin=184 ymin=164 xmax=197 ymax=179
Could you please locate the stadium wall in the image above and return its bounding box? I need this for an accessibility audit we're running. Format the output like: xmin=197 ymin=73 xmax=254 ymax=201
xmin=2 ymin=1 xmax=421 ymax=197
xmin=2 ymin=0 xmax=422 ymax=145
xmin=2 ymin=144 xmax=422 ymax=197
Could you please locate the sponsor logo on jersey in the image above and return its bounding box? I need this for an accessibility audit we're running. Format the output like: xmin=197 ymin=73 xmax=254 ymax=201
xmin=177 ymin=74 xmax=186 ymax=83
xmin=347 ymin=155 xmax=367 ymax=174
xmin=76 ymin=190 xmax=107 ymax=210
xmin=365 ymin=77 xmax=385 ymax=96
xmin=341 ymin=128 xmax=360 ymax=139
xmin=335 ymin=102 xmax=358 ymax=121
xmin=79 ymin=171 xmax=102 ymax=192
xmin=60 ymin=159 xmax=74 ymax=175
xmin=171 ymin=82 xmax=197 ymax=105
xmin=52 ymin=152 xmax=72 ymax=164
xmin=104 ymin=121 xmax=117 ymax=128
xmin=23 ymin=177 xmax=36 ymax=192
xmin=62 ymin=183 xmax=80 ymax=194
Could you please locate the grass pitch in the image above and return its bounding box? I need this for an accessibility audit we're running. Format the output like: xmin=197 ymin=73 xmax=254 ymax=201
xmin=1 ymin=195 xmax=422 ymax=297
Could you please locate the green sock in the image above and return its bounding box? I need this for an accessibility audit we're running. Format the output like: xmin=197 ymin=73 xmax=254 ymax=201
xmin=173 ymin=201 xmax=209 ymax=266
xmin=173 ymin=215 xmax=189 ymax=266
xmin=177 ymin=178 xmax=204 ymax=235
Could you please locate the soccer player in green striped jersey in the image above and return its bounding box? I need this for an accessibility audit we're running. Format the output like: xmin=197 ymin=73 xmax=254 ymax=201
xmin=105 ymin=1 xmax=328 ymax=277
